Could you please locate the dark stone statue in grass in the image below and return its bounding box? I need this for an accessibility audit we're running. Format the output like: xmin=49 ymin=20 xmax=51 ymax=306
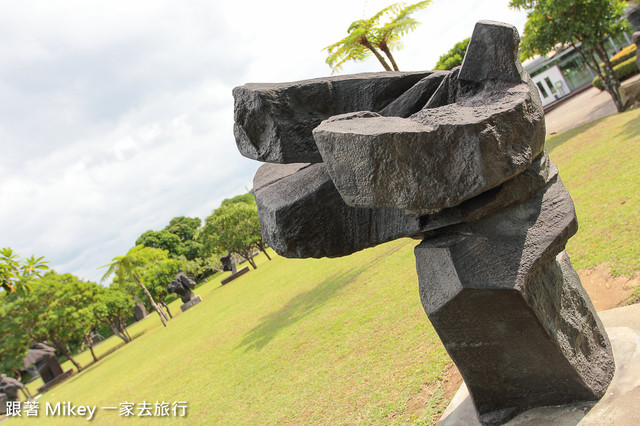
xmin=0 ymin=374 xmax=28 ymax=402
xmin=233 ymin=20 xmax=615 ymax=425
xmin=166 ymin=269 xmax=197 ymax=303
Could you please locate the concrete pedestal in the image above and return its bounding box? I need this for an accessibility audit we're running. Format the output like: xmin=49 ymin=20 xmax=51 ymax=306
xmin=180 ymin=295 xmax=202 ymax=312
xmin=438 ymin=303 xmax=640 ymax=425
xmin=221 ymin=266 xmax=250 ymax=285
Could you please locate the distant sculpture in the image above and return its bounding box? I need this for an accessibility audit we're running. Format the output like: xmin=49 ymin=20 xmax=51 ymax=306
xmin=233 ymin=21 xmax=615 ymax=425
xmin=221 ymin=253 xmax=237 ymax=274
xmin=0 ymin=374 xmax=29 ymax=402
xmin=166 ymin=269 xmax=197 ymax=303
xmin=23 ymin=343 xmax=63 ymax=384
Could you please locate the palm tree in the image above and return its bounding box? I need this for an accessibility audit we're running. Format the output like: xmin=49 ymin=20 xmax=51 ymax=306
xmin=374 ymin=1 xmax=432 ymax=71
xmin=324 ymin=1 xmax=431 ymax=73
xmin=100 ymin=245 xmax=169 ymax=327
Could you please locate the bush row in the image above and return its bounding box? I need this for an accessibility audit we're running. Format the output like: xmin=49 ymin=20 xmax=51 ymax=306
xmin=607 ymin=43 xmax=637 ymax=68
xmin=592 ymin=57 xmax=639 ymax=90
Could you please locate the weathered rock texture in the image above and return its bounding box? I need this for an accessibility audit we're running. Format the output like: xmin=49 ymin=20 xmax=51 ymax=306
xmin=313 ymin=21 xmax=545 ymax=215
xmin=253 ymin=162 xmax=420 ymax=258
xmin=233 ymin=71 xmax=436 ymax=163
xmin=253 ymin=152 xmax=556 ymax=258
xmin=415 ymin=177 xmax=614 ymax=424
xmin=233 ymin=19 xmax=615 ymax=426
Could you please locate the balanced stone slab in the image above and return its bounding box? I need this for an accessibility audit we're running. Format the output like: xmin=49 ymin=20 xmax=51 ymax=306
xmin=253 ymin=162 xmax=421 ymax=258
xmin=313 ymin=21 xmax=545 ymax=214
xmin=233 ymin=71 xmax=435 ymax=163
xmin=254 ymin=152 xmax=557 ymax=259
xmin=415 ymin=177 xmax=614 ymax=424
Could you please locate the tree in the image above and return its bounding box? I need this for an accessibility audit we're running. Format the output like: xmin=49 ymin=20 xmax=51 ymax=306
xmin=142 ymin=258 xmax=184 ymax=319
xmin=179 ymin=254 xmax=223 ymax=284
xmin=94 ymin=287 xmax=134 ymax=344
xmin=11 ymin=272 xmax=100 ymax=371
xmin=101 ymin=246 xmax=170 ymax=327
xmin=0 ymin=293 xmax=30 ymax=377
xmin=136 ymin=217 xmax=203 ymax=260
xmin=165 ymin=216 xmax=201 ymax=242
xmin=324 ymin=1 xmax=432 ymax=73
xmin=135 ymin=230 xmax=182 ymax=257
xmin=510 ymin=0 xmax=630 ymax=112
xmin=1 ymin=247 xmax=49 ymax=296
xmin=434 ymin=38 xmax=470 ymax=70
xmin=201 ymin=203 xmax=263 ymax=269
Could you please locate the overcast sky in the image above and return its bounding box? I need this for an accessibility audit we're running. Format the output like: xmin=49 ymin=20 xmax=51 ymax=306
xmin=0 ymin=0 xmax=528 ymax=283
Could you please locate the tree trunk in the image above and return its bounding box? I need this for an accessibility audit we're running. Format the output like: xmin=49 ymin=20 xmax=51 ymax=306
xmin=379 ymin=43 xmax=400 ymax=71
xmin=595 ymin=42 xmax=624 ymax=112
xmin=108 ymin=319 xmax=130 ymax=343
xmin=572 ymin=41 xmax=624 ymax=112
xmin=361 ymin=37 xmax=392 ymax=71
xmin=132 ymin=273 xmax=167 ymax=327
xmin=247 ymin=254 xmax=257 ymax=269
xmin=257 ymin=243 xmax=271 ymax=260
xmin=84 ymin=334 xmax=98 ymax=363
xmin=59 ymin=343 xmax=83 ymax=372
xmin=161 ymin=301 xmax=173 ymax=319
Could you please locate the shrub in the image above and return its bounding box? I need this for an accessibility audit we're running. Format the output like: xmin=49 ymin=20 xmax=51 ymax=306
xmin=608 ymin=43 xmax=637 ymax=67
xmin=592 ymin=57 xmax=639 ymax=90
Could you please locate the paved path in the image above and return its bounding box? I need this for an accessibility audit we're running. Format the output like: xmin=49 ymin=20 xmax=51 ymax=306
xmin=544 ymin=74 xmax=640 ymax=135
xmin=544 ymin=86 xmax=618 ymax=135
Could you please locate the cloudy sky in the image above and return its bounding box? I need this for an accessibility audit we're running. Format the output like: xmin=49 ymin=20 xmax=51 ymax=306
xmin=0 ymin=0 xmax=528 ymax=283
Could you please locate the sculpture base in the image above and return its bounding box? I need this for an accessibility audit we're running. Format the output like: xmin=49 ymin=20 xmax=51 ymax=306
xmin=221 ymin=266 xmax=250 ymax=285
xmin=180 ymin=295 xmax=202 ymax=312
xmin=438 ymin=303 xmax=640 ymax=425
xmin=37 ymin=370 xmax=73 ymax=394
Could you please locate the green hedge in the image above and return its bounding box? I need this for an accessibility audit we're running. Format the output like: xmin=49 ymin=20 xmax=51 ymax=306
xmin=607 ymin=44 xmax=637 ymax=67
xmin=592 ymin=57 xmax=639 ymax=90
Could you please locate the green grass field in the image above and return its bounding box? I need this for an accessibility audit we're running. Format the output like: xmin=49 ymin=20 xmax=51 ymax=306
xmin=7 ymin=109 xmax=640 ymax=424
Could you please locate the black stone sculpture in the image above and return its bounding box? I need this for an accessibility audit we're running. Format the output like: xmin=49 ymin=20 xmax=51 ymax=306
xmin=166 ymin=269 xmax=197 ymax=303
xmin=233 ymin=20 xmax=615 ymax=425
xmin=221 ymin=253 xmax=237 ymax=274
xmin=24 ymin=343 xmax=64 ymax=384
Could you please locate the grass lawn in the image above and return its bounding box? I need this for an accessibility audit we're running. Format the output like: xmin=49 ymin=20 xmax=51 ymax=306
xmin=546 ymin=108 xmax=640 ymax=276
xmin=8 ymin=109 xmax=640 ymax=424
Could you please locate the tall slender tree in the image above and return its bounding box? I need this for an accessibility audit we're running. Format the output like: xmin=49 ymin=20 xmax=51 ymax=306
xmin=324 ymin=1 xmax=431 ymax=73
xmin=101 ymin=246 xmax=169 ymax=327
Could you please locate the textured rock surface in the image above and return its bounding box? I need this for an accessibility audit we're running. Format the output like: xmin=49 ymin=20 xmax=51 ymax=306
xmin=313 ymin=21 xmax=545 ymax=214
xmin=255 ymin=152 xmax=557 ymax=258
xmin=253 ymin=162 xmax=420 ymax=258
xmin=417 ymin=150 xmax=557 ymax=232
xmin=415 ymin=177 xmax=615 ymax=425
xmin=233 ymin=71 xmax=434 ymax=163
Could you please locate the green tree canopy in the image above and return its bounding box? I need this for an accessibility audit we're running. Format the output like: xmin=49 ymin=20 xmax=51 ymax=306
xmin=0 ymin=293 xmax=30 ymax=376
xmin=220 ymin=193 xmax=256 ymax=207
xmin=324 ymin=1 xmax=432 ymax=73
xmin=510 ymin=0 xmax=629 ymax=111
xmin=135 ymin=230 xmax=182 ymax=257
xmin=136 ymin=216 xmax=203 ymax=260
xmin=434 ymin=38 xmax=470 ymax=70
xmin=165 ymin=216 xmax=201 ymax=242
xmin=101 ymin=245 xmax=171 ymax=326
xmin=142 ymin=258 xmax=184 ymax=318
xmin=95 ymin=287 xmax=134 ymax=344
xmin=1 ymin=247 xmax=49 ymax=296
xmin=11 ymin=272 xmax=102 ymax=371
xmin=201 ymin=202 xmax=263 ymax=269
